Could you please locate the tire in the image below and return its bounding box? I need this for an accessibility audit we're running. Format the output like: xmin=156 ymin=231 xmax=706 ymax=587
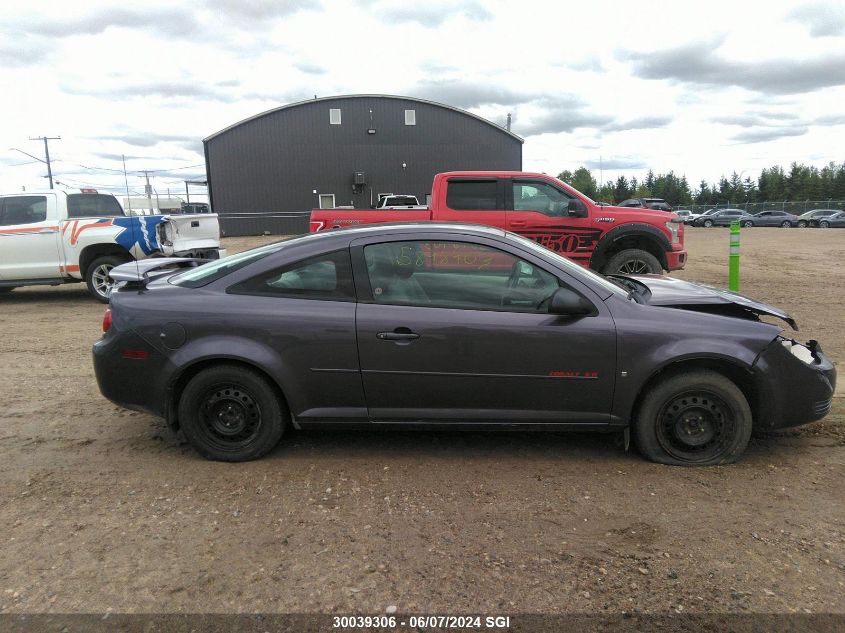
xmin=602 ymin=249 xmax=662 ymax=275
xmin=780 ymin=221 xmax=791 ymax=228
xmin=634 ymin=370 xmax=752 ymax=466
xmin=741 ymin=221 xmax=753 ymax=227
xmin=797 ymin=221 xmax=807 ymax=228
xmin=85 ymin=255 xmax=127 ymax=303
xmin=0 ymin=287 xmax=14 ymax=294
xmin=178 ymin=364 xmax=286 ymax=462
xmin=819 ymin=220 xmax=830 ymax=229
xmin=703 ymin=219 xmax=714 ymax=227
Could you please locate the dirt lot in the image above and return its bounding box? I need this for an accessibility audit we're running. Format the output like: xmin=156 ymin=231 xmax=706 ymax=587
xmin=0 ymin=227 xmax=842 ymax=617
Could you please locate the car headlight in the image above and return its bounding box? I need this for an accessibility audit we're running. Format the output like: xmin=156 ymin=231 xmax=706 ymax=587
xmin=781 ymin=338 xmax=817 ymax=364
xmin=665 ymin=221 xmax=680 ymax=243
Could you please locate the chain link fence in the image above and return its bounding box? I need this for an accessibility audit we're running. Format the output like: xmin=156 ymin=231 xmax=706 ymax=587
xmin=683 ymin=200 xmax=845 ymax=214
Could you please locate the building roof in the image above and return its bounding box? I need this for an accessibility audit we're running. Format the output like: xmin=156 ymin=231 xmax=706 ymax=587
xmin=203 ymin=94 xmax=524 ymax=144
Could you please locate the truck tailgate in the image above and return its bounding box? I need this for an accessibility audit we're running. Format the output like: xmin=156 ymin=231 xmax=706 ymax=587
xmin=160 ymin=214 xmax=221 ymax=250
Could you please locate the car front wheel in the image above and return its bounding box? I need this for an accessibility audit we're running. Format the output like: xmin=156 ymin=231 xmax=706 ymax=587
xmin=780 ymin=220 xmax=792 ymax=227
xmin=178 ymin=364 xmax=286 ymax=461
xmin=634 ymin=370 xmax=752 ymax=466
xmin=741 ymin=220 xmax=753 ymax=227
xmin=602 ymin=249 xmax=662 ymax=275
xmin=797 ymin=220 xmax=808 ymax=228
xmin=703 ymin=219 xmax=714 ymax=227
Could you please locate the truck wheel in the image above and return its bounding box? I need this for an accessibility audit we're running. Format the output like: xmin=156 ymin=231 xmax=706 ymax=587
xmin=178 ymin=364 xmax=286 ymax=462
xmin=85 ymin=255 xmax=126 ymax=303
xmin=603 ymin=249 xmax=662 ymax=275
xmin=634 ymin=370 xmax=752 ymax=466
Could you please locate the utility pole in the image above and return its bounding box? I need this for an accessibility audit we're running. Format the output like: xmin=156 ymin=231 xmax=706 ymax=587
xmin=29 ymin=136 xmax=60 ymax=189
xmin=141 ymin=170 xmax=153 ymax=214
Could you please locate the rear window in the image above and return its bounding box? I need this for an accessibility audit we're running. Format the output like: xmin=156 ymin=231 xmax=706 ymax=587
xmin=446 ymin=180 xmax=498 ymax=210
xmin=67 ymin=194 xmax=124 ymax=218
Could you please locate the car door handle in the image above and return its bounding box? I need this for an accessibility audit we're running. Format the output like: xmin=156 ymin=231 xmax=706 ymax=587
xmin=377 ymin=331 xmax=420 ymax=341
xmin=510 ymin=220 xmax=527 ymax=227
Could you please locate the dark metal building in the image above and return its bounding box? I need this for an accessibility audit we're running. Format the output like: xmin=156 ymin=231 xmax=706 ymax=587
xmin=203 ymin=94 xmax=523 ymax=236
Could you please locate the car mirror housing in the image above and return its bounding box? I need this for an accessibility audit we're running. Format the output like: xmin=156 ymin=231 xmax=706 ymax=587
xmin=549 ymin=287 xmax=595 ymax=316
xmin=567 ymin=199 xmax=588 ymax=217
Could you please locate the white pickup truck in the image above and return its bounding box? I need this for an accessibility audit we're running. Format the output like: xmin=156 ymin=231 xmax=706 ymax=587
xmin=375 ymin=194 xmax=428 ymax=209
xmin=0 ymin=190 xmax=226 ymax=302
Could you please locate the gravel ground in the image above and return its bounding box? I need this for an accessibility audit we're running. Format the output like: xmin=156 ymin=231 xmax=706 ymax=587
xmin=0 ymin=227 xmax=842 ymax=616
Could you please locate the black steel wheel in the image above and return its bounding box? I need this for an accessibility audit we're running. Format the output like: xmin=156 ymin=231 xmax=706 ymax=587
xmin=634 ymin=370 xmax=752 ymax=465
xmin=178 ymin=365 xmax=285 ymax=461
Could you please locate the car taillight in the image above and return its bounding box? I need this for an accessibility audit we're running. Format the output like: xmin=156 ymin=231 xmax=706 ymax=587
xmin=102 ymin=309 xmax=113 ymax=332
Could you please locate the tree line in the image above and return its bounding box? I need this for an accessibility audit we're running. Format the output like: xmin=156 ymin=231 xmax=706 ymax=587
xmin=557 ymin=161 xmax=845 ymax=206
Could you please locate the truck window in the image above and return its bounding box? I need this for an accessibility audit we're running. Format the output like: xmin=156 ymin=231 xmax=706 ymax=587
xmin=67 ymin=194 xmax=125 ymax=218
xmin=445 ymin=180 xmax=498 ymax=210
xmin=512 ymin=181 xmax=572 ymax=216
xmin=0 ymin=196 xmax=47 ymax=225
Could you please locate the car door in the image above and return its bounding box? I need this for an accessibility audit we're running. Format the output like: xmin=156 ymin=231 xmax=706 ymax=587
xmin=505 ymin=179 xmax=597 ymax=267
xmin=432 ymin=177 xmax=508 ymax=229
xmin=352 ymin=234 xmax=617 ymax=426
xmin=0 ymin=194 xmax=63 ymax=280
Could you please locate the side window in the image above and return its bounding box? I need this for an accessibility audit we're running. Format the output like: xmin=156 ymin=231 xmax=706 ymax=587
xmin=228 ymin=250 xmax=354 ymax=301
xmin=445 ymin=180 xmax=498 ymax=211
xmin=0 ymin=196 xmax=47 ymax=226
xmin=363 ymin=240 xmax=561 ymax=312
xmin=512 ymin=180 xmax=572 ymax=216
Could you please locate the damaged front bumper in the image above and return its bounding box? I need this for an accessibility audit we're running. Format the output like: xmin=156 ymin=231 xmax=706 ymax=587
xmin=752 ymin=337 xmax=836 ymax=430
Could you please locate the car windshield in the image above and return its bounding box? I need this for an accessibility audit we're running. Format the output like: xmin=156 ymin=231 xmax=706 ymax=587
xmin=505 ymin=232 xmax=630 ymax=299
xmin=170 ymin=234 xmax=324 ymax=288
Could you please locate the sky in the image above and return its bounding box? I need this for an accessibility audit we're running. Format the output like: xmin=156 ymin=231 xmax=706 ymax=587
xmin=1 ymin=0 xmax=844 ymax=202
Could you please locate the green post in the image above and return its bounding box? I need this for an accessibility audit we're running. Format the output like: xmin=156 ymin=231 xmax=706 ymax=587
xmin=728 ymin=220 xmax=740 ymax=291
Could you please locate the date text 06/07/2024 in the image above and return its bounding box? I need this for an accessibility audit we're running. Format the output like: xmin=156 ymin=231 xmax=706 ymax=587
xmin=332 ymin=615 xmax=512 ymax=629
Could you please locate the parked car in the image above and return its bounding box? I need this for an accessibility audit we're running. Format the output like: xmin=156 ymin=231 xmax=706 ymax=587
xmin=817 ymin=211 xmax=845 ymax=228
xmin=692 ymin=209 xmax=750 ymax=227
xmin=674 ymin=209 xmax=692 ymax=222
xmin=0 ymin=189 xmax=225 ymax=302
xmin=93 ymin=223 xmax=834 ymax=466
xmin=618 ymin=198 xmax=674 ymax=211
xmin=311 ymin=171 xmax=687 ymax=275
xmin=796 ymin=209 xmax=841 ymax=228
xmin=685 ymin=208 xmax=717 ymax=225
xmin=741 ymin=210 xmax=798 ymax=227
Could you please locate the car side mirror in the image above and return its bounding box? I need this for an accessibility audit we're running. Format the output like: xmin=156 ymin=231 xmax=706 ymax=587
xmin=549 ymin=287 xmax=595 ymax=316
xmin=567 ymin=199 xmax=588 ymax=217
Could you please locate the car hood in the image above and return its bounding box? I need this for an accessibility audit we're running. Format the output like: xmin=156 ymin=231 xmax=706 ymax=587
xmin=623 ymin=274 xmax=798 ymax=330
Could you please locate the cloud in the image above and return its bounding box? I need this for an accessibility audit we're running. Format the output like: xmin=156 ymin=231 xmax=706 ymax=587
xmin=711 ymin=111 xmax=801 ymax=126
xmin=518 ymin=111 xmax=613 ymax=136
xmin=620 ymin=40 xmax=845 ymax=94
xmin=294 ymin=62 xmax=327 ymax=75
xmin=205 ymin=0 xmax=320 ymax=24
xmin=559 ymin=56 xmax=604 ymax=72
xmin=369 ymin=1 xmax=492 ymax=26
xmin=584 ymin=157 xmax=648 ymax=170
xmin=730 ymin=126 xmax=808 ymax=143
xmin=98 ymin=133 xmax=200 ymax=148
xmin=789 ymin=2 xmax=845 ymax=37
xmin=814 ymin=113 xmax=845 ymax=125
xmin=409 ymin=81 xmax=538 ymax=108
xmin=602 ymin=115 xmax=672 ymax=132
xmin=0 ymin=33 xmax=48 ymax=66
xmin=19 ymin=7 xmax=201 ymax=38
xmin=62 ymin=80 xmax=240 ymax=103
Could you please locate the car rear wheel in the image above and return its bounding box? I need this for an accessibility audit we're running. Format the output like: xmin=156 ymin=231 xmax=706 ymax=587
xmin=780 ymin=220 xmax=792 ymax=228
xmin=85 ymin=255 xmax=127 ymax=303
xmin=634 ymin=370 xmax=752 ymax=466
xmin=703 ymin=219 xmax=714 ymax=227
xmin=820 ymin=220 xmax=831 ymax=228
xmin=741 ymin=220 xmax=753 ymax=227
xmin=178 ymin=365 xmax=285 ymax=461
xmin=602 ymin=249 xmax=662 ymax=275
xmin=797 ymin=220 xmax=808 ymax=228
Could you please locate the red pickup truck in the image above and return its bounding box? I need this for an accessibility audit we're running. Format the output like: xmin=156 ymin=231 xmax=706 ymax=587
xmin=310 ymin=172 xmax=686 ymax=274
